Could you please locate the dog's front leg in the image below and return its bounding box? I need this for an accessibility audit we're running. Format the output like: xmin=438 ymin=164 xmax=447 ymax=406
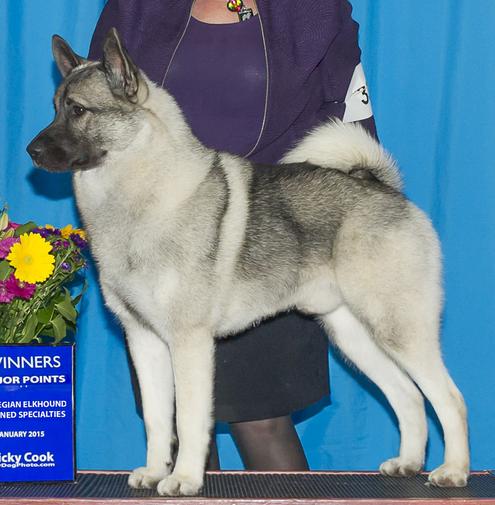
xmin=124 ymin=320 xmax=176 ymax=489
xmin=157 ymin=328 xmax=215 ymax=496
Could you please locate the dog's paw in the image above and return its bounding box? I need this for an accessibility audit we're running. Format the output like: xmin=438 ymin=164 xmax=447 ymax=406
xmin=428 ymin=464 xmax=469 ymax=487
xmin=380 ymin=457 xmax=423 ymax=477
xmin=157 ymin=472 xmax=203 ymax=496
xmin=128 ymin=466 xmax=171 ymax=489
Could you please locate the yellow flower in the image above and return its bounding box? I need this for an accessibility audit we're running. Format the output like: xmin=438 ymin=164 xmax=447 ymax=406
xmin=60 ymin=224 xmax=85 ymax=240
xmin=7 ymin=233 xmax=55 ymax=283
xmin=60 ymin=224 xmax=74 ymax=239
xmin=72 ymin=228 xmax=86 ymax=240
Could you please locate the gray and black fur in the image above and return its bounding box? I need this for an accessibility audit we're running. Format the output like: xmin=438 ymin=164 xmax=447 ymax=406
xmin=27 ymin=29 xmax=470 ymax=497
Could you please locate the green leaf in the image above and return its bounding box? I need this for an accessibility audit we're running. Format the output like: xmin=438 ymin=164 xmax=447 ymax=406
xmin=36 ymin=305 xmax=55 ymax=324
xmin=51 ymin=316 xmax=66 ymax=342
xmin=66 ymin=320 xmax=77 ymax=333
xmin=71 ymin=281 xmax=88 ymax=307
xmin=0 ymin=260 xmax=12 ymax=280
xmin=55 ymin=298 xmax=77 ymax=323
xmin=53 ymin=290 xmax=66 ymax=304
xmin=18 ymin=314 xmax=39 ymax=344
xmin=72 ymin=294 xmax=83 ymax=307
xmin=39 ymin=327 xmax=55 ymax=338
xmin=14 ymin=221 xmax=37 ymax=237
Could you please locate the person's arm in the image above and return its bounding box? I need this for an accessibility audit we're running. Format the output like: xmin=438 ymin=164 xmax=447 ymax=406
xmin=321 ymin=0 xmax=377 ymax=138
xmin=87 ymin=0 xmax=119 ymax=60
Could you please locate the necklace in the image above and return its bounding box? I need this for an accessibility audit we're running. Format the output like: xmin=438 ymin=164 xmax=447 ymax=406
xmin=227 ymin=0 xmax=254 ymax=22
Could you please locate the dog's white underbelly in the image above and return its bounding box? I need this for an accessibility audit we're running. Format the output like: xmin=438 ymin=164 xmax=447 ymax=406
xmin=214 ymin=273 xmax=344 ymax=337
xmin=215 ymin=297 xmax=285 ymax=337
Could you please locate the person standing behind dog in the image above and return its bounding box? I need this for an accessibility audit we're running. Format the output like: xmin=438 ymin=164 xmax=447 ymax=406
xmin=89 ymin=0 xmax=376 ymax=471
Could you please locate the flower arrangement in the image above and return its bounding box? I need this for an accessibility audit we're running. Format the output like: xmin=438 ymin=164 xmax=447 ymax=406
xmin=0 ymin=209 xmax=86 ymax=344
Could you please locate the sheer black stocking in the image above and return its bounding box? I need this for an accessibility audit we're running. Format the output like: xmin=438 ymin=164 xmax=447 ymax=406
xmin=206 ymin=416 xmax=308 ymax=470
xmin=229 ymin=415 xmax=309 ymax=470
xmin=206 ymin=433 xmax=220 ymax=470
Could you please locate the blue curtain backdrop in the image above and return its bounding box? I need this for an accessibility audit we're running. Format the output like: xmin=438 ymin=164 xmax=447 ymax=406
xmin=1 ymin=1 xmax=493 ymax=472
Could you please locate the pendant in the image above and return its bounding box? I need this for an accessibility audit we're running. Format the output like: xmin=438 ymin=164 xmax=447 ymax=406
xmin=237 ymin=6 xmax=253 ymax=21
xmin=227 ymin=0 xmax=254 ymax=22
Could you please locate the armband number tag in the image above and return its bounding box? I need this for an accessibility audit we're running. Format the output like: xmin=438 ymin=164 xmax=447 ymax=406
xmin=342 ymin=63 xmax=373 ymax=123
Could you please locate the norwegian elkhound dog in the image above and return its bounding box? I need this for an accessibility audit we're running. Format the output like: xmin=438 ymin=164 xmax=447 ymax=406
xmin=27 ymin=29 xmax=469 ymax=496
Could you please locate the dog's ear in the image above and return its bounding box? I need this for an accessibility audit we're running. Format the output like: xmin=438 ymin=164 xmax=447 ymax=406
xmin=52 ymin=35 xmax=87 ymax=77
xmin=102 ymin=28 xmax=146 ymax=104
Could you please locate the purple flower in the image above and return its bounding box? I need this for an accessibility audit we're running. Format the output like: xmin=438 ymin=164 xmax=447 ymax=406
xmin=6 ymin=274 xmax=36 ymax=300
xmin=73 ymin=252 xmax=87 ymax=268
xmin=70 ymin=233 xmax=87 ymax=249
xmin=54 ymin=239 xmax=70 ymax=249
xmin=0 ymin=237 xmax=19 ymax=259
xmin=0 ymin=279 xmax=15 ymax=303
xmin=32 ymin=228 xmax=51 ymax=239
xmin=61 ymin=262 xmax=72 ymax=272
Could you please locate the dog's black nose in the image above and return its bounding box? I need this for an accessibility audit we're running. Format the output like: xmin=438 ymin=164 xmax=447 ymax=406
xmin=26 ymin=140 xmax=43 ymax=164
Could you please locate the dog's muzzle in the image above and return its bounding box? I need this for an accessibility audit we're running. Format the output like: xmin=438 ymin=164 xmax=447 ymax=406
xmin=27 ymin=131 xmax=106 ymax=172
xmin=26 ymin=140 xmax=44 ymax=168
xmin=26 ymin=135 xmax=70 ymax=172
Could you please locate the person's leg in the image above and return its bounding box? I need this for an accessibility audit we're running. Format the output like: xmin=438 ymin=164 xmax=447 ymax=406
xmin=206 ymin=435 xmax=220 ymax=470
xmin=229 ymin=415 xmax=308 ymax=470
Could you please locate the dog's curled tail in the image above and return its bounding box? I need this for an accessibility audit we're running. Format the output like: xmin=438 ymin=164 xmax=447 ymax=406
xmin=281 ymin=120 xmax=403 ymax=192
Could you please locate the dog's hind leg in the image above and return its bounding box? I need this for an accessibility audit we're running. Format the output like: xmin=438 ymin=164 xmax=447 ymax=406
xmin=157 ymin=328 xmax=215 ymax=496
xmin=321 ymin=306 xmax=427 ymax=477
xmin=340 ymin=235 xmax=469 ymax=485
xmin=375 ymin=319 xmax=469 ymax=487
xmin=335 ymin=258 xmax=468 ymax=484
xmin=332 ymin=207 xmax=468 ymax=486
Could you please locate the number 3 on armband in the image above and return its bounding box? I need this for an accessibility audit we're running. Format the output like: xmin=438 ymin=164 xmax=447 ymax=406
xmin=356 ymin=85 xmax=369 ymax=105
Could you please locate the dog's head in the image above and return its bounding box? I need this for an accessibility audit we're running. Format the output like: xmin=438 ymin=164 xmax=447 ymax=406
xmin=27 ymin=28 xmax=149 ymax=172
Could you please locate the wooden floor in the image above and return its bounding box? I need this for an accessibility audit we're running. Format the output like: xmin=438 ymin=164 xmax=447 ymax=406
xmin=1 ymin=471 xmax=495 ymax=504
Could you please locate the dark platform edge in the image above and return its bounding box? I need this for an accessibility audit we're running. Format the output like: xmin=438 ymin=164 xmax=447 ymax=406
xmin=1 ymin=470 xmax=495 ymax=504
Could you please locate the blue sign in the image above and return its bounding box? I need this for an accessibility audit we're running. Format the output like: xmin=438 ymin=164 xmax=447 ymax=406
xmin=0 ymin=344 xmax=75 ymax=483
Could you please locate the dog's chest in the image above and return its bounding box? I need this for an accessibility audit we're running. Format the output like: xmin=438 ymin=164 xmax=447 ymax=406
xmin=98 ymin=234 xmax=183 ymax=331
xmin=75 ymin=174 xmax=184 ymax=308
xmin=93 ymin=220 xmax=182 ymax=293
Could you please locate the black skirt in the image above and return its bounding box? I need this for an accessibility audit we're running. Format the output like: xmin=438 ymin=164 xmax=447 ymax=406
xmin=127 ymin=312 xmax=330 ymax=424
xmin=214 ymin=311 xmax=330 ymax=423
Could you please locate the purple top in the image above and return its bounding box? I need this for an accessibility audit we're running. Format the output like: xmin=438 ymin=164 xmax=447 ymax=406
xmin=164 ymin=16 xmax=266 ymax=156
xmin=89 ymin=0 xmax=376 ymax=164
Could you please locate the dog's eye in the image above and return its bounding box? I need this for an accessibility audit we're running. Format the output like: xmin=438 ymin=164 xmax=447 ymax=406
xmin=71 ymin=104 xmax=86 ymax=117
